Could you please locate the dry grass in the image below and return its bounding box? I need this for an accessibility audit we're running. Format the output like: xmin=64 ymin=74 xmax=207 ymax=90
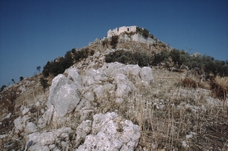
xmin=97 ymin=69 xmax=228 ymax=150
xmin=211 ymin=76 xmax=228 ymax=108
xmin=215 ymin=76 xmax=228 ymax=89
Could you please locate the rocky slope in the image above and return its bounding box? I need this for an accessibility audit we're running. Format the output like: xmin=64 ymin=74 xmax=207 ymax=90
xmin=0 ymin=33 xmax=227 ymax=151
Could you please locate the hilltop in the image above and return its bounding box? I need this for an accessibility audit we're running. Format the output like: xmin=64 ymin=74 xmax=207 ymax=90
xmin=0 ymin=27 xmax=228 ymax=151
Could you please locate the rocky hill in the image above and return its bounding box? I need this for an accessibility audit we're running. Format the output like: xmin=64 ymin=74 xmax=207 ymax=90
xmin=0 ymin=31 xmax=228 ymax=151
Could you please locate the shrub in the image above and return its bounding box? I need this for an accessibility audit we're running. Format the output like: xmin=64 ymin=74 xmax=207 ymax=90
xmin=40 ymin=77 xmax=49 ymax=92
xmin=43 ymin=61 xmax=51 ymax=77
xmin=0 ymin=85 xmax=6 ymax=92
xmin=110 ymin=35 xmax=119 ymax=49
xmin=210 ymin=76 xmax=228 ymax=106
xmin=181 ymin=78 xmax=198 ymax=88
xmin=19 ymin=76 xmax=24 ymax=81
xmin=136 ymin=27 xmax=150 ymax=38
xmin=152 ymin=51 xmax=169 ymax=65
xmin=0 ymin=87 xmax=19 ymax=113
xmin=105 ymin=50 xmax=151 ymax=67
xmin=169 ymin=49 xmax=181 ymax=65
xmin=74 ymin=48 xmax=92 ymax=61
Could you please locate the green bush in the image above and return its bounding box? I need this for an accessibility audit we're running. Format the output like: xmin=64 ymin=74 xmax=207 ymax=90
xmin=153 ymin=51 xmax=169 ymax=65
xmin=19 ymin=76 xmax=24 ymax=81
xmin=105 ymin=50 xmax=151 ymax=67
xmin=0 ymin=85 xmax=6 ymax=92
xmin=43 ymin=48 xmax=95 ymax=78
xmin=40 ymin=77 xmax=49 ymax=92
xmin=74 ymin=48 xmax=94 ymax=62
xmin=136 ymin=27 xmax=151 ymax=38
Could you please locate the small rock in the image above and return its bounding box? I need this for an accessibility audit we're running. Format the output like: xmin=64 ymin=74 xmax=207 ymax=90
xmin=21 ymin=106 xmax=30 ymax=115
xmin=25 ymin=122 xmax=38 ymax=134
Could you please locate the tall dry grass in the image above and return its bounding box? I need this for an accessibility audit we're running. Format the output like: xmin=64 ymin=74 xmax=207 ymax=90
xmin=97 ymin=69 xmax=228 ymax=150
xmin=211 ymin=76 xmax=228 ymax=107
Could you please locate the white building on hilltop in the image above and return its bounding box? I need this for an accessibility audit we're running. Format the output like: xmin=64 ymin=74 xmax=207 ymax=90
xmin=107 ymin=26 xmax=137 ymax=37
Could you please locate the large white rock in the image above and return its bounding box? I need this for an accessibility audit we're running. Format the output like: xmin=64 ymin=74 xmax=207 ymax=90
xmin=26 ymin=127 xmax=73 ymax=150
xmin=127 ymin=64 xmax=141 ymax=85
xmin=93 ymin=85 xmax=105 ymax=100
xmin=38 ymin=105 xmax=54 ymax=128
xmin=103 ymin=62 xmax=128 ymax=77
xmin=140 ymin=67 xmax=154 ymax=85
xmin=83 ymin=91 xmax=94 ymax=102
xmin=75 ymin=120 xmax=92 ymax=147
xmin=76 ymin=112 xmax=140 ymax=151
xmin=48 ymin=74 xmax=81 ymax=117
xmin=114 ymin=73 xmax=134 ymax=103
xmin=28 ymin=144 xmax=50 ymax=151
xmin=65 ymin=68 xmax=82 ymax=88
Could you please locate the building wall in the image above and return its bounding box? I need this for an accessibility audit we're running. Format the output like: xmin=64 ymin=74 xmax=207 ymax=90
xmin=131 ymin=33 xmax=155 ymax=46
xmin=107 ymin=26 xmax=137 ymax=37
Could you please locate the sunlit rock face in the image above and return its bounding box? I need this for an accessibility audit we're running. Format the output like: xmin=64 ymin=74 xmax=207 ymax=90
xmin=20 ymin=62 xmax=153 ymax=150
xmin=76 ymin=112 xmax=140 ymax=151
xmin=48 ymin=74 xmax=81 ymax=117
xmin=39 ymin=62 xmax=153 ymax=126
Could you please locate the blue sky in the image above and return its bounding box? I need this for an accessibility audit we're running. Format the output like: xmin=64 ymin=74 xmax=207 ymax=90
xmin=0 ymin=0 xmax=228 ymax=86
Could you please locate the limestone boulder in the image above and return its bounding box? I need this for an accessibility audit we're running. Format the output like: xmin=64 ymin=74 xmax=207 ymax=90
xmin=65 ymin=68 xmax=82 ymax=88
xmin=14 ymin=115 xmax=30 ymax=134
xmin=25 ymin=127 xmax=73 ymax=151
xmin=75 ymin=120 xmax=92 ymax=148
xmin=47 ymin=74 xmax=81 ymax=117
xmin=76 ymin=112 xmax=140 ymax=151
xmin=114 ymin=73 xmax=135 ymax=103
xmin=140 ymin=66 xmax=154 ymax=86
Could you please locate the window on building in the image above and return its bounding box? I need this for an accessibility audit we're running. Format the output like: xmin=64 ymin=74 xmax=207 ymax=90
xmin=117 ymin=28 xmax=119 ymax=32
xmin=127 ymin=28 xmax=129 ymax=31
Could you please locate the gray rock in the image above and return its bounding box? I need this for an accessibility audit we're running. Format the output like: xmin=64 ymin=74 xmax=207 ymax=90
xmin=26 ymin=127 xmax=73 ymax=150
xmin=28 ymin=144 xmax=50 ymax=151
xmin=75 ymin=120 xmax=92 ymax=147
xmin=140 ymin=67 xmax=154 ymax=86
xmin=114 ymin=73 xmax=134 ymax=103
xmin=76 ymin=112 xmax=140 ymax=151
xmin=21 ymin=106 xmax=30 ymax=115
xmin=48 ymin=74 xmax=80 ymax=117
xmin=25 ymin=122 xmax=38 ymax=134
xmin=65 ymin=68 xmax=82 ymax=88
xmin=14 ymin=115 xmax=30 ymax=134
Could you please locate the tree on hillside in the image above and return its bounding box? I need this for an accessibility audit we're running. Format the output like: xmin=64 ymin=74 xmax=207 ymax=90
xmin=37 ymin=66 xmax=41 ymax=73
xmin=11 ymin=79 xmax=15 ymax=84
xmin=42 ymin=61 xmax=51 ymax=77
xmin=0 ymin=85 xmax=6 ymax=92
xmin=40 ymin=77 xmax=49 ymax=92
xmin=20 ymin=76 xmax=24 ymax=81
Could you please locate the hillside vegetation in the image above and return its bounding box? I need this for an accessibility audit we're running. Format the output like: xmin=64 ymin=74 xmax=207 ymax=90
xmin=0 ymin=32 xmax=227 ymax=151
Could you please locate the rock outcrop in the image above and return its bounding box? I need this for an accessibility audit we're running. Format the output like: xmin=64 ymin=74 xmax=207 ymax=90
xmin=38 ymin=62 xmax=153 ymax=127
xmin=76 ymin=112 xmax=140 ymax=151
xmin=27 ymin=62 xmax=152 ymax=150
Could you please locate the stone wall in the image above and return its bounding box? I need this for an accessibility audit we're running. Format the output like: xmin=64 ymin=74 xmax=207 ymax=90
xmin=131 ymin=33 xmax=155 ymax=45
xmin=107 ymin=26 xmax=137 ymax=37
